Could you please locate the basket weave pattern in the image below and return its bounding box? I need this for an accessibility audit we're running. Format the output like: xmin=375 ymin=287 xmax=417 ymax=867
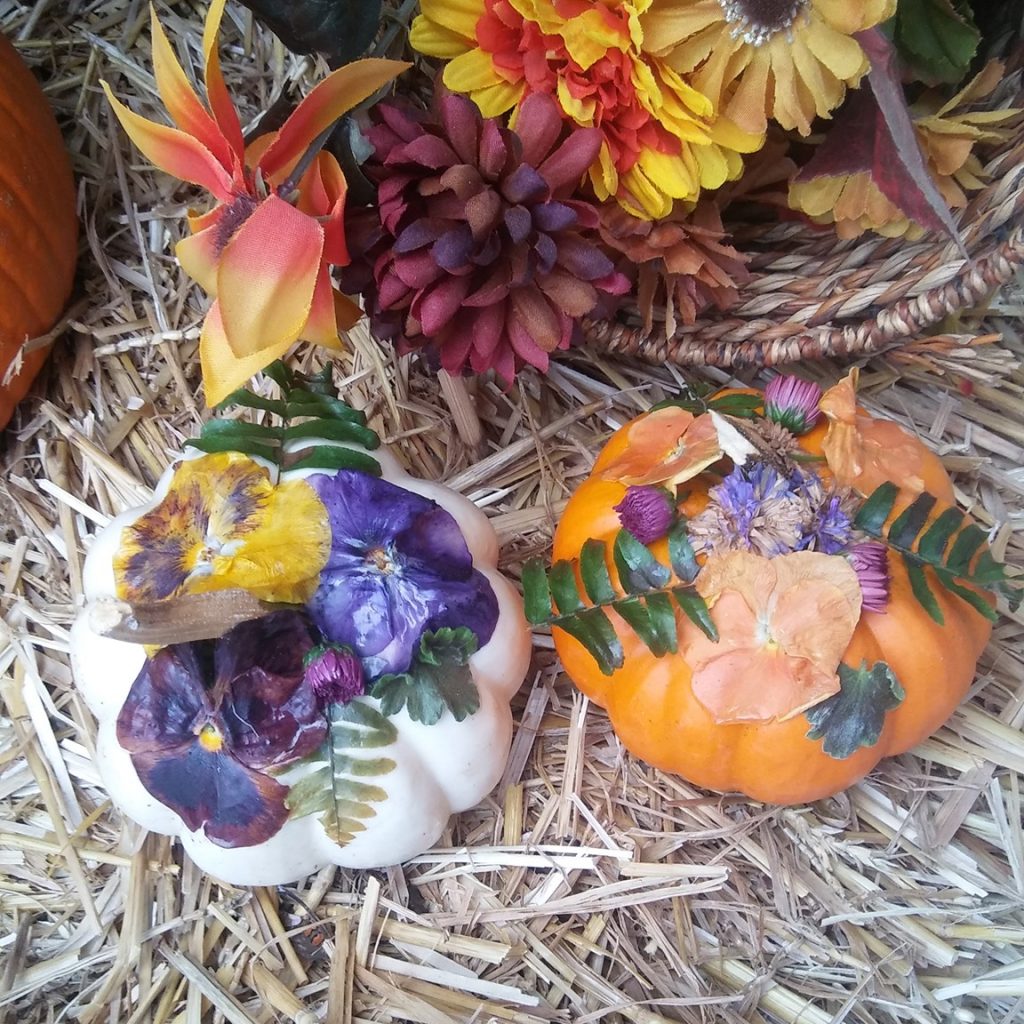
xmin=582 ymin=92 xmax=1024 ymax=369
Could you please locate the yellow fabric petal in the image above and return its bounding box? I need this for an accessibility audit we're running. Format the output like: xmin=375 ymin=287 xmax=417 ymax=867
xmin=638 ymin=0 xmax=723 ymax=56
xmin=409 ymin=16 xmax=477 ymax=58
xmin=417 ymin=0 xmax=486 ymax=39
xmin=802 ymin=15 xmax=869 ymax=83
xmin=443 ymin=48 xmax=508 ymax=93
xmin=560 ymin=10 xmax=629 ymax=70
xmin=175 ymin=222 xmax=221 ymax=294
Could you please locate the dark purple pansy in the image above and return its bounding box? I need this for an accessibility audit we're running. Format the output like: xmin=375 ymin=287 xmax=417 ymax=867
xmin=116 ymin=611 xmax=325 ymax=848
xmin=307 ymin=470 xmax=498 ymax=679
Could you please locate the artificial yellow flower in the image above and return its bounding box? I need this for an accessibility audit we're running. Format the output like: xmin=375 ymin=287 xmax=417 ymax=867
xmin=641 ymin=0 xmax=896 ymax=136
xmin=789 ymin=61 xmax=1019 ymax=239
xmin=410 ymin=0 xmax=762 ymax=218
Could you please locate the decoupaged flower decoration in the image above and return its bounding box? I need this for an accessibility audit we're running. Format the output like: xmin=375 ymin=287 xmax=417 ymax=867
xmin=410 ymin=0 xmax=761 ymax=218
xmin=642 ymin=0 xmax=896 ymax=137
xmin=307 ymin=470 xmax=499 ymax=678
xmin=113 ymin=452 xmax=330 ymax=605
xmin=116 ymin=612 xmax=324 ymax=847
xmin=102 ymin=0 xmax=407 ymax=404
xmin=343 ymin=90 xmax=629 ymax=382
xmin=685 ymin=549 xmax=863 ymax=723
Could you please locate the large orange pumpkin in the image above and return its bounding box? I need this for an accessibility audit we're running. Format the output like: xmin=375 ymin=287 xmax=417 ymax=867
xmin=549 ymin=384 xmax=995 ymax=804
xmin=0 ymin=32 xmax=78 ymax=430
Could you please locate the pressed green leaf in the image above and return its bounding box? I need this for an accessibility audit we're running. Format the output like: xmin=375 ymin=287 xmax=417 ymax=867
xmin=672 ymin=588 xmax=718 ymax=641
xmin=970 ymin=550 xmax=1010 ymax=586
xmin=644 ymin=592 xmax=678 ymax=655
xmin=855 ymin=482 xmax=899 ymax=534
xmin=805 ymin=661 xmax=905 ymax=760
xmin=614 ymin=597 xmax=669 ymax=657
xmin=580 ymin=539 xmax=616 ymax=604
xmin=521 ymin=559 xmax=554 ymax=625
xmin=946 ymin=523 xmax=989 ymax=575
xmin=284 ymin=419 xmax=381 ymax=449
xmin=613 ymin=529 xmax=672 ymax=593
xmin=549 ymin=561 xmax=584 ymax=615
xmin=286 ymin=445 xmax=382 ymax=476
xmin=917 ymin=507 xmax=963 ymax=562
xmin=185 ymin=436 xmax=280 ymax=462
xmin=934 ymin=570 xmax=999 ymax=622
xmin=554 ymin=609 xmax=623 ymax=676
xmin=888 ymin=493 xmax=937 ymax=549
xmin=904 ymin=556 xmax=944 ymax=625
xmin=285 ymin=699 xmax=397 ymax=845
xmin=667 ymin=521 xmax=699 ymax=583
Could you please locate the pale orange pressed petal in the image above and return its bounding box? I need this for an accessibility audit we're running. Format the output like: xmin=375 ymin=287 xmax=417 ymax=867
xmin=258 ymin=58 xmax=410 ymax=181
xmin=199 ymin=300 xmax=294 ymax=407
xmin=217 ymin=194 xmax=324 ymax=357
xmin=175 ymin=220 xmax=222 ymax=293
xmin=300 ymin=266 xmax=340 ymax=349
xmin=149 ymin=6 xmax=233 ymax=173
xmin=201 ymin=0 xmax=246 ymax=168
xmin=599 ymin=407 xmax=722 ymax=486
xmin=102 ymin=82 xmax=235 ymax=200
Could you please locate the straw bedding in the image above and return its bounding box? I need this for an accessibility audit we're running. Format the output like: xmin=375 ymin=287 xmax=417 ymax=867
xmin=1 ymin=3 xmax=1022 ymax=1023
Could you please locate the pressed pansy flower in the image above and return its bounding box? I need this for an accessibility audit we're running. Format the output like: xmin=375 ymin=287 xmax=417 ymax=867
xmin=764 ymin=374 xmax=822 ymax=434
xmin=642 ymin=0 xmax=896 ymax=137
xmin=102 ymin=0 xmax=407 ymax=404
xmin=114 ymin=452 xmax=330 ymax=605
xmin=116 ymin=612 xmax=324 ymax=847
xmin=410 ymin=0 xmax=761 ymax=218
xmin=847 ymin=542 xmax=890 ymax=612
xmin=684 ymin=549 xmax=862 ymax=723
xmin=819 ymin=370 xmax=955 ymax=502
xmin=600 ymin=407 xmax=722 ymax=487
xmin=614 ymin=485 xmax=676 ymax=543
xmin=307 ymin=470 xmax=499 ymax=678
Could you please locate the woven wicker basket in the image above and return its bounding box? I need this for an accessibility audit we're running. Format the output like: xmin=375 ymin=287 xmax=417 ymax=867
xmin=581 ymin=73 xmax=1024 ymax=370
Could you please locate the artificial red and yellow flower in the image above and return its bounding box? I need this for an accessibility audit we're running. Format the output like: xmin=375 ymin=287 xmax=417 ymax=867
xmin=641 ymin=0 xmax=896 ymax=137
xmin=113 ymin=452 xmax=330 ymax=605
xmin=684 ymin=549 xmax=863 ymax=723
xmin=789 ymin=61 xmax=1020 ymax=239
xmin=410 ymin=0 xmax=761 ymax=219
xmin=818 ymin=370 xmax=955 ymax=503
xmin=599 ymin=406 xmax=723 ymax=486
xmin=102 ymin=0 xmax=408 ymax=404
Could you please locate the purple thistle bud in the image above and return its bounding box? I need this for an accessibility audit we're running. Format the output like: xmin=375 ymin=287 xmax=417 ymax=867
xmin=613 ymin=486 xmax=676 ymax=543
xmin=304 ymin=644 xmax=366 ymax=706
xmin=764 ymin=375 xmax=823 ymax=435
xmin=847 ymin=543 xmax=891 ymax=613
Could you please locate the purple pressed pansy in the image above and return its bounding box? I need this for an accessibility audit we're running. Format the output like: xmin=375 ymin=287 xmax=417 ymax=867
xmin=847 ymin=542 xmax=891 ymax=612
xmin=307 ymin=471 xmax=498 ymax=679
xmin=613 ymin=485 xmax=675 ymax=544
xmin=116 ymin=611 xmax=325 ymax=848
xmin=305 ymin=644 xmax=366 ymax=706
xmin=764 ymin=375 xmax=823 ymax=435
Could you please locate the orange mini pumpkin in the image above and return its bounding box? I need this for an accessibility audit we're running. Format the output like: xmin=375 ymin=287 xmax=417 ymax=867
xmin=538 ymin=376 xmax=1003 ymax=804
xmin=0 ymin=32 xmax=78 ymax=430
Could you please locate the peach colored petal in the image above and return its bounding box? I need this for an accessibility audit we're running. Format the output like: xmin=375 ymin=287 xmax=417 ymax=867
xmin=216 ymin=194 xmax=324 ymax=358
xmin=175 ymin=220 xmax=221 ymax=294
xmin=599 ymin=407 xmax=722 ymax=486
xmin=150 ymin=6 xmax=234 ymax=174
xmin=201 ymin=0 xmax=246 ymax=168
xmin=295 ymin=153 xmax=349 ymax=265
xmin=101 ymin=82 xmax=234 ymax=200
xmin=257 ymin=58 xmax=410 ymax=181
xmin=301 ymin=267 xmax=340 ymax=349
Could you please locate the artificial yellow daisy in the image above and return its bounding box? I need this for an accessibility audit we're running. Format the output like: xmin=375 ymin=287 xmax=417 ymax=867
xmin=789 ymin=62 xmax=1019 ymax=238
xmin=410 ymin=0 xmax=763 ymax=219
xmin=641 ymin=0 xmax=896 ymax=136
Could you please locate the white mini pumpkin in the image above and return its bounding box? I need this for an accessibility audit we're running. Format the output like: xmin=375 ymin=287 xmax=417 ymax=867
xmin=71 ymin=425 xmax=530 ymax=887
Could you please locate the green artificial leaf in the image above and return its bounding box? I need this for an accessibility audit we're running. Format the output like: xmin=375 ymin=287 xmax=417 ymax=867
xmin=613 ymin=529 xmax=672 ymax=593
xmin=372 ymin=628 xmax=480 ymax=725
xmin=667 ymin=520 xmax=699 ymax=583
xmin=672 ymin=588 xmax=718 ymax=641
xmin=286 ymin=445 xmax=383 ymax=476
xmin=284 ymin=418 xmax=380 ymax=448
xmin=549 ymin=561 xmax=584 ymax=615
xmin=707 ymin=392 xmax=762 ymax=419
xmin=614 ymin=596 xmax=676 ymax=657
xmin=893 ymin=0 xmax=980 ymax=85
xmin=555 ymin=608 xmax=624 ymax=676
xmin=805 ymin=661 xmax=906 ymax=759
xmin=285 ymin=699 xmax=397 ymax=846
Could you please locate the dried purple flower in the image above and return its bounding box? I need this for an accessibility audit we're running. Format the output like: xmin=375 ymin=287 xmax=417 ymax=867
xmin=764 ymin=375 xmax=823 ymax=435
xmin=341 ymin=91 xmax=629 ymax=383
xmin=847 ymin=543 xmax=891 ymax=612
xmin=791 ymin=473 xmax=856 ymax=555
xmin=304 ymin=644 xmax=366 ymax=706
xmin=613 ymin=486 xmax=676 ymax=544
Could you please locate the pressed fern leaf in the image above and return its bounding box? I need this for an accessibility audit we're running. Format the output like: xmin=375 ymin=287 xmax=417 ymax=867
xmin=522 ymin=525 xmax=716 ymax=676
xmin=187 ymin=360 xmax=382 ymax=476
xmin=284 ymin=699 xmax=397 ymax=846
xmin=854 ymin=482 xmax=1020 ymax=624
